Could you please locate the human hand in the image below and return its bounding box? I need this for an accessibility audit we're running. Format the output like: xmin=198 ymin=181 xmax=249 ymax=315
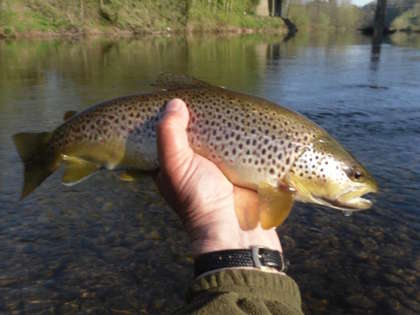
xmin=156 ymin=99 xmax=282 ymax=256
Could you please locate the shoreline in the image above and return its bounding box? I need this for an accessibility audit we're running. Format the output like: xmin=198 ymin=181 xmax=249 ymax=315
xmin=2 ymin=24 xmax=417 ymax=41
xmin=0 ymin=25 xmax=290 ymax=40
xmin=1 ymin=28 xmax=416 ymax=42
xmin=0 ymin=1 xmax=292 ymax=41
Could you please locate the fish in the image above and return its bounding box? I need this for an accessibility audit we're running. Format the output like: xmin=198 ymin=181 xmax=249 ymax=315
xmin=12 ymin=74 xmax=378 ymax=229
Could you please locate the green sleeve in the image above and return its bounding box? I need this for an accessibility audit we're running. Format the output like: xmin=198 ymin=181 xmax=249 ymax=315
xmin=174 ymin=269 xmax=303 ymax=315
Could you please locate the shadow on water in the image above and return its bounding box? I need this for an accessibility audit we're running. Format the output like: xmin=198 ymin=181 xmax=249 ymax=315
xmin=0 ymin=32 xmax=419 ymax=314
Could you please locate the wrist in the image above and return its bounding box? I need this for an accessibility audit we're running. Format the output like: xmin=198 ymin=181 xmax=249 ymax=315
xmin=193 ymin=246 xmax=287 ymax=277
xmin=181 ymin=196 xmax=282 ymax=256
xmin=189 ymin=220 xmax=282 ymax=256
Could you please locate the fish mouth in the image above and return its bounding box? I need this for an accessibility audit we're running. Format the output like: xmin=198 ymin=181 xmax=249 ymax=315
xmin=311 ymin=185 xmax=378 ymax=211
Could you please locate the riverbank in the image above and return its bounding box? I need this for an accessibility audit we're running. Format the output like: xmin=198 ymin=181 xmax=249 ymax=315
xmin=390 ymin=4 xmax=420 ymax=33
xmin=0 ymin=0 xmax=289 ymax=39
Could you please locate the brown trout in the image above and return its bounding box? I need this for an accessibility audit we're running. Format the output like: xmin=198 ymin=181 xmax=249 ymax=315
xmin=13 ymin=74 xmax=378 ymax=229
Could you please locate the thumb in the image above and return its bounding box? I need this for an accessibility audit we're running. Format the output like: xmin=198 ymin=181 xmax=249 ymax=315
xmin=157 ymin=98 xmax=193 ymax=172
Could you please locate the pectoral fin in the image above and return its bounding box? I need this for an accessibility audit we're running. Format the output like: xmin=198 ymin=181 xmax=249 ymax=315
xmin=234 ymin=186 xmax=259 ymax=230
xmin=62 ymin=157 xmax=99 ymax=186
xmin=258 ymin=183 xmax=294 ymax=229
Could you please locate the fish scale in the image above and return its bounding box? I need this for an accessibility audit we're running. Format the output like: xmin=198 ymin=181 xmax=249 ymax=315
xmin=179 ymin=88 xmax=319 ymax=189
xmin=12 ymin=75 xmax=378 ymax=229
xmin=52 ymin=88 xmax=317 ymax=189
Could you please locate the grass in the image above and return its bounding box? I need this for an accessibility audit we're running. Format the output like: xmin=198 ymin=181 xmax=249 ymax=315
xmin=187 ymin=1 xmax=286 ymax=33
xmin=0 ymin=0 xmax=288 ymax=38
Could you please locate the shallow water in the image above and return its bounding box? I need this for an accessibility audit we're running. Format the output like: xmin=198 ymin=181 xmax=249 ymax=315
xmin=0 ymin=32 xmax=419 ymax=314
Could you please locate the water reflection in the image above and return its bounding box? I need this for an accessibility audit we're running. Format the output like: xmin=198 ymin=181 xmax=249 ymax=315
xmin=370 ymin=43 xmax=382 ymax=71
xmin=0 ymin=32 xmax=419 ymax=314
xmin=390 ymin=32 xmax=420 ymax=49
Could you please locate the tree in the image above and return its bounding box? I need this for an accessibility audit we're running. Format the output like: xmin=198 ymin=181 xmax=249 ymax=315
xmin=373 ymin=0 xmax=387 ymax=46
xmin=80 ymin=0 xmax=85 ymax=23
xmin=371 ymin=0 xmax=387 ymax=61
xmin=282 ymin=0 xmax=291 ymax=18
xmin=328 ymin=0 xmax=338 ymax=28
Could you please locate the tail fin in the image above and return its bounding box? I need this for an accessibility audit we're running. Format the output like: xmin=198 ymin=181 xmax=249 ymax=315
xmin=12 ymin=132 xmax=59 ymax=199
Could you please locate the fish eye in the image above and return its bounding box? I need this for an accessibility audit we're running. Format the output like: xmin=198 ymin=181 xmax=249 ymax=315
xmin=354 ymin=170 xmax=363 ymax=180
xmin=345 ymin=167 xmax=363 ymax=181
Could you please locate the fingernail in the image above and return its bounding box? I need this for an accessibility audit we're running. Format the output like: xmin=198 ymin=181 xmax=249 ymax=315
xmin=166 ymin=99 xmax=182 ymax=112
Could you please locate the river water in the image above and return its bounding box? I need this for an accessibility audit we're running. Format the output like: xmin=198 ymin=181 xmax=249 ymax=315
xmin=0 ymin=32 xmax=419 ymax=314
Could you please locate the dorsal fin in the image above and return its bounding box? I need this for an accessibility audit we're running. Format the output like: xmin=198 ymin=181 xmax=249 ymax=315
xmin=152 ymin=73 xmax=215 ymax=91
xmin=63 ymin=111 xmax=77 ymax=121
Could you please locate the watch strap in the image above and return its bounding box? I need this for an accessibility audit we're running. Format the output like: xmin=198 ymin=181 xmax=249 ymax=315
xmin=194 ymin=246 xmax=286 ymax=277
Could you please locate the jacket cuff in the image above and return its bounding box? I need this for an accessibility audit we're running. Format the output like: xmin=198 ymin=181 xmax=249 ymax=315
xmin=186 ymin=268 xmax=302 ymax=309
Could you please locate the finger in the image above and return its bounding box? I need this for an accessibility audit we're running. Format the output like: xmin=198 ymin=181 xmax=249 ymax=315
xmin=157 ymin=99 xmax=193 ymax=172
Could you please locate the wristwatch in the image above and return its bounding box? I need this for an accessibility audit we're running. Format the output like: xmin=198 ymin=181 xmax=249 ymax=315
xmin=194 ymin=246 xmax=286 ymax=277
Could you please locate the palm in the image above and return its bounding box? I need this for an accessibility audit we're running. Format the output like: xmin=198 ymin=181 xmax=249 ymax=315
xmin=157 ymin=99 xmax=281 ymax=254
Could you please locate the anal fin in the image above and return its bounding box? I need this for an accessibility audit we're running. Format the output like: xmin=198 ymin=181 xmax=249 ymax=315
xmin=258 ymin=183 xmax=295 ymax=229
xmin=118 ymin=170 xmax=145 ymax=182
xmin=62 ymin=156 xmax=99 ymax=186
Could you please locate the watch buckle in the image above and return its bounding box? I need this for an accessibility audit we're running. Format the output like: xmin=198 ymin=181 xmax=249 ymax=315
xmin=250 ymin=245 xmax=286 ymax=272
xmin=251 ymin=245 xmax=263 ymax=268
